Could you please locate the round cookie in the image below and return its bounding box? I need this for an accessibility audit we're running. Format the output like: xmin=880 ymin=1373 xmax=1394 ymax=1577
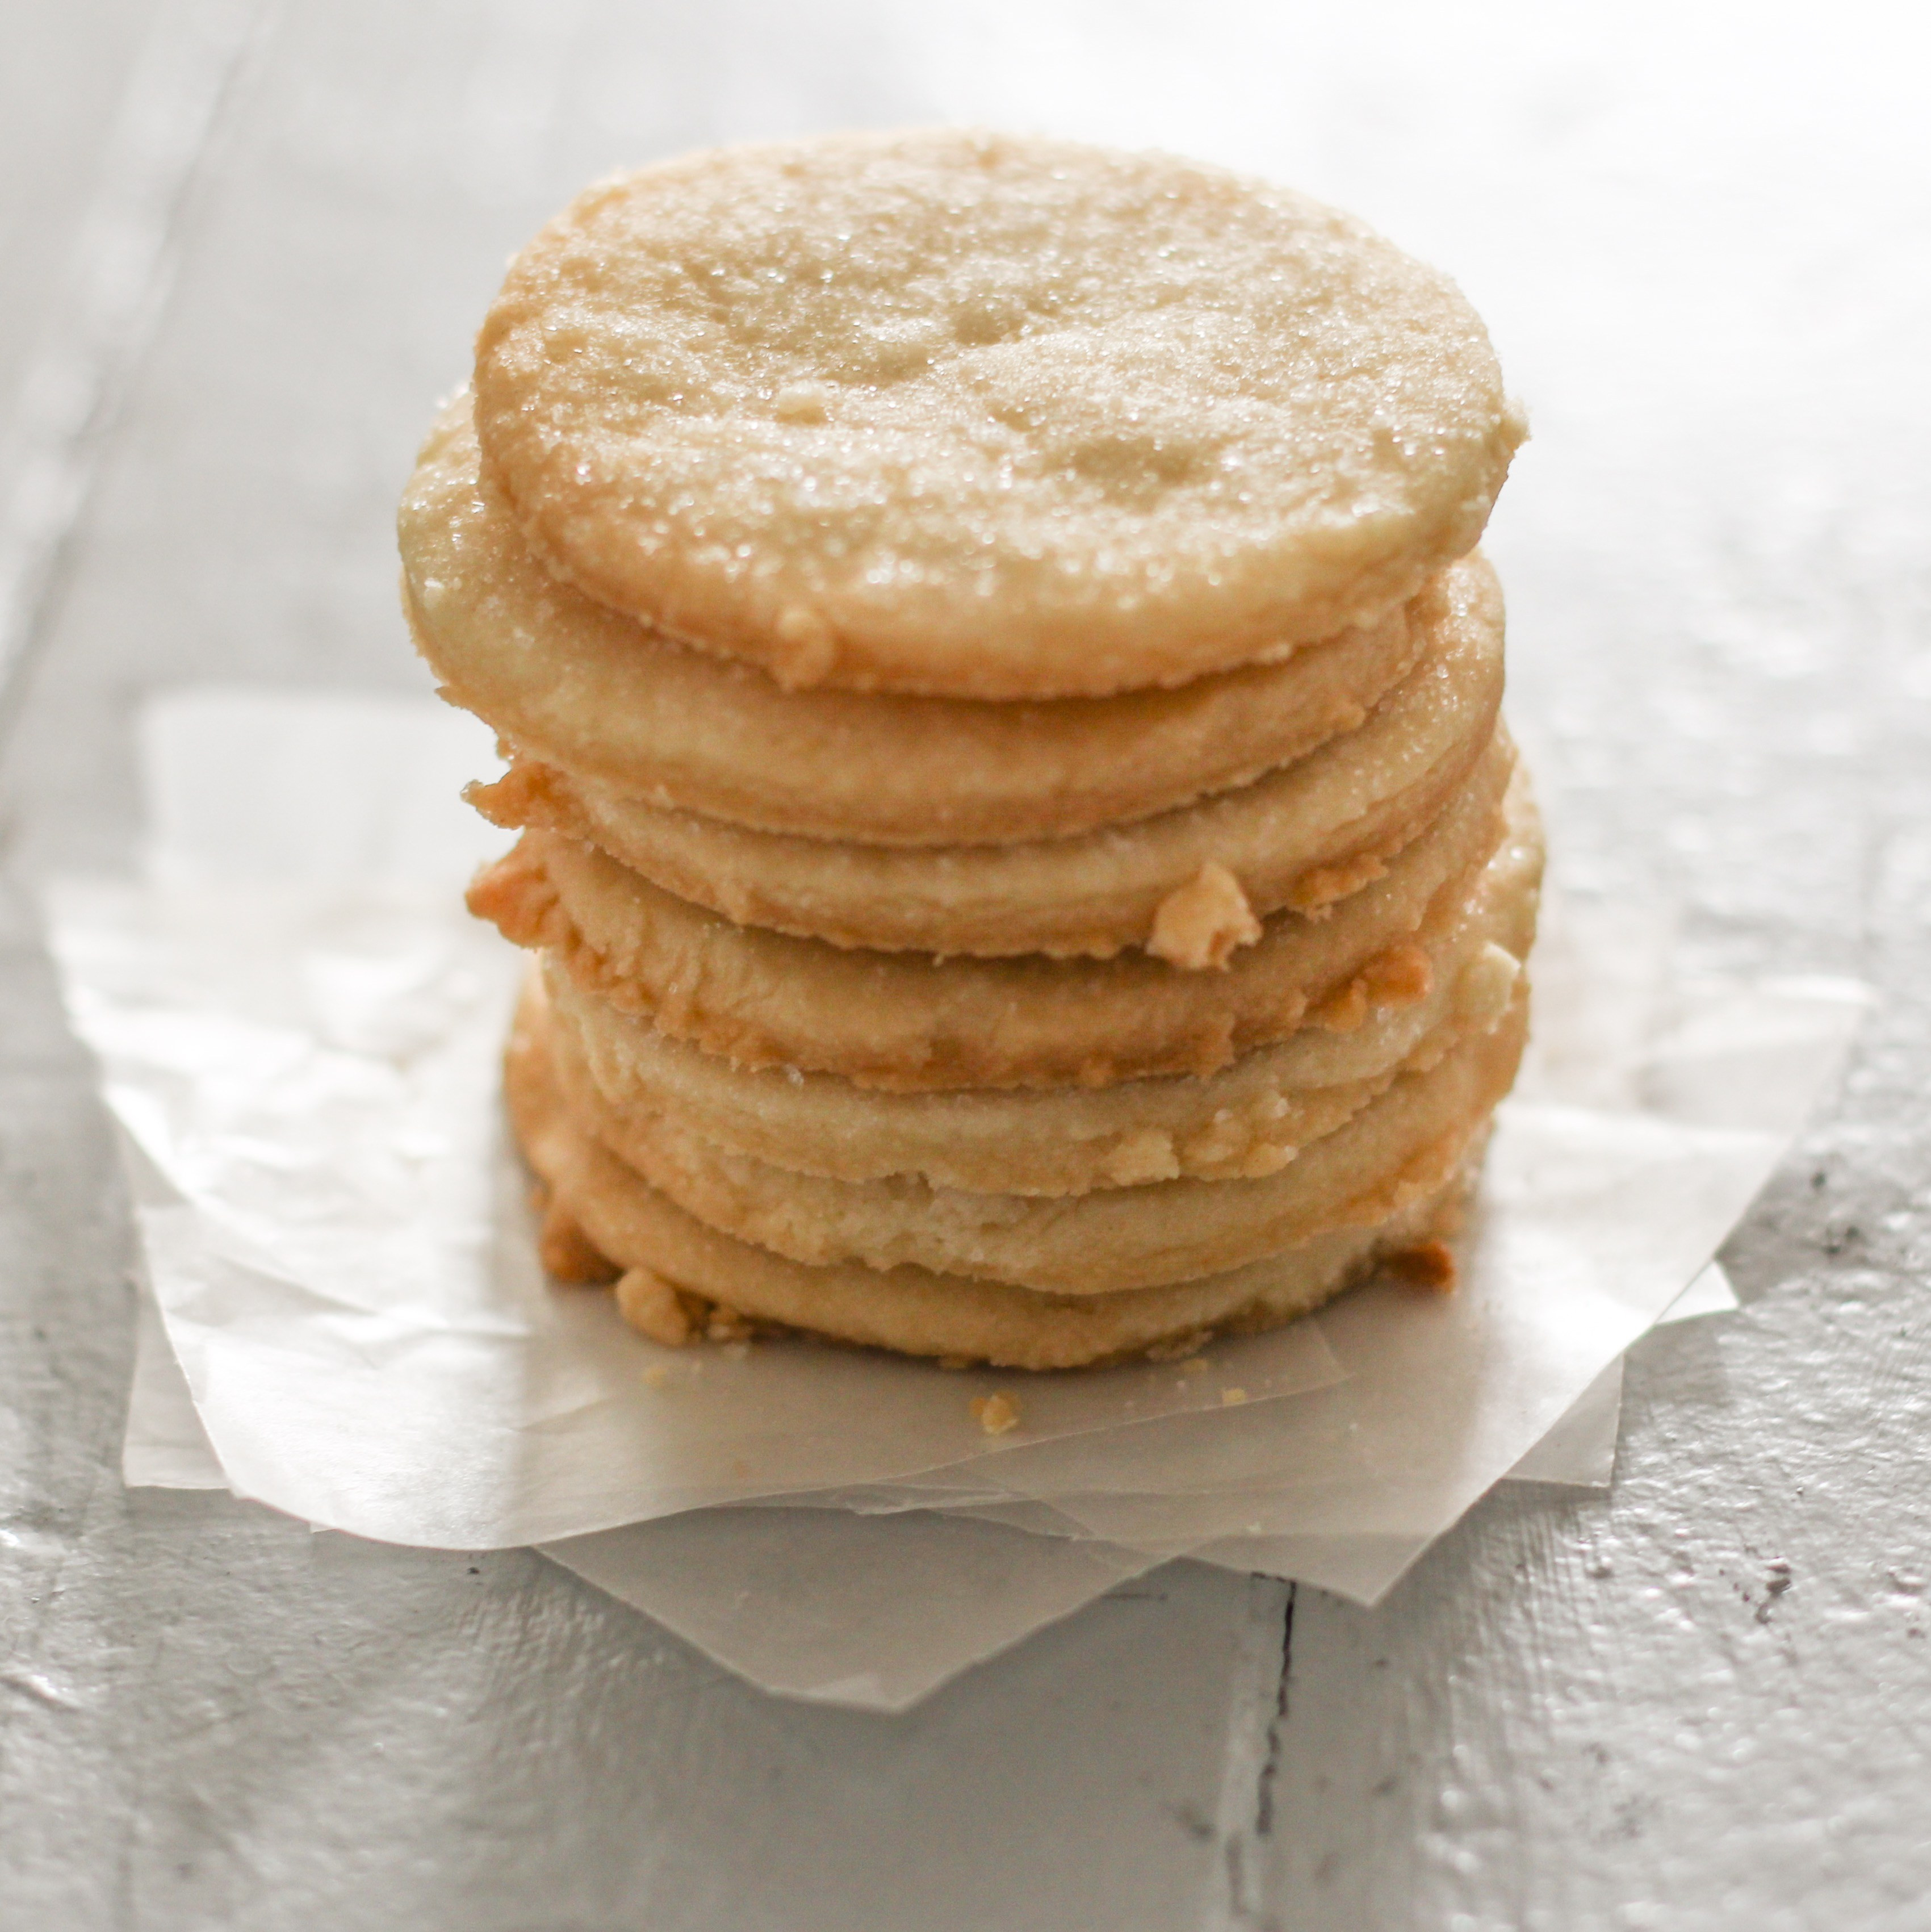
xmin=508 ymin=984 xmax=1477 ymax=1370
xmin=473 ymin=129 xmax=1524 ymax=699
xmin=468 ymin=733 xmax=1522 ymax=1091
xmin=542 ymin=788 xmax=1539 ymax=1194
xmin=404 ymin=398 xmax=1425 ymax=846
xmin=470 ymin=554 xmax=1506 ymax=959
xmin=551 ymin=981 xmax=1528 ymax=1295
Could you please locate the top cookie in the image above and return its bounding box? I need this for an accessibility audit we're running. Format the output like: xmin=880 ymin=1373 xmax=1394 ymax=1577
xmin=474 ymin=129 xmax=1523 ymax=699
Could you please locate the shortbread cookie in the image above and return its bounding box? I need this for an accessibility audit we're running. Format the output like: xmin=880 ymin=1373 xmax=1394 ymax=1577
xmin=470 ymin=555 xmax=1505 ymax=959
xmin=527 ymin=1077 xmax=1470 ymax=1373
xmin=542 ymin=788 xmax=1538 ymax=1193
xmin=508 ymin=982 xmax=1478 ymax=1369
xmin=404 ymin=400 xmax=1425 ymax=846
xmin=550 ymin=980 xmax=1527 ymax=1294
xmin=475 ymin=130 xmax=1523 ymax=699
xmin=468 ymin=733 xmax=1521 ymax=1090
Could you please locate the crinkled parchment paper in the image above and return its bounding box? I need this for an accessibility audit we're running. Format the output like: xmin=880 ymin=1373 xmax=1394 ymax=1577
xmin=78 ymin=693 xmax=1865 ymax=1707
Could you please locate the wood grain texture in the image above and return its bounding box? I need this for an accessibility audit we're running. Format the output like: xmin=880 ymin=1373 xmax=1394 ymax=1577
xmin=0 ymin=0 xmax=156 ymax=417
xmin=1249 ymin=5 xmax=1931 ymax=1925
xmin=0 ymin=0 xmax=266 ymax=721
xmin=2 ymin=3 xmax=1928 ymax=1928
xmin=0 ymin=7 xmax=1297 ymax=1929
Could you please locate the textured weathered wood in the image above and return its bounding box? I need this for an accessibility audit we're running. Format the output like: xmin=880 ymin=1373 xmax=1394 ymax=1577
xmin=0 ymin=0 xmax=266 ymax=726
xmin=0 ymin=0 xmax=154 ymax=416
xmin=1251 ymin=6 xmax=1931 ymax=1927
xmin=0 ymin=7 xmax=1292 ymax=1929
xmin=3 ymin=4 xmax=1928 ymax=1929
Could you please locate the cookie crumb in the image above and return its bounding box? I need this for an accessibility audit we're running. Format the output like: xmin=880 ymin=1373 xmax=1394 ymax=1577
xmin=1309 ymin=976 xmax=1370 ymax=1033
xmin=539 ymin=1198 xmax=619 ymax=1283
xmin=616 ymin=1266 xmax=693 ymax=1345
xmin=772 ymin=605 xmax=839 ymax=685
xmin=1237 ymin=1142 xmax=1295 ymax=1178
xmin=937 ymin=1355 xmax=974 ymax=1371
xmin=1103 ymin=1125 xmax=1181 ymax=1185
xmin=706 ymin=1304 xmax=755 ymax=1344
xmin=1221 ymin=1387 xmax=1249 ymax=1407
xmin=970 ymin=1391 xmax=1022 ymax=1436
xmin=1454 ymin=941 xmax=1521 ymax=1026
xmin=772 ymin=382 xmax=831 ymax=425
xmin=1289 ymin=848 xmax=1388 ymax=912
xmin=1362 ymin=940 xmax=1433 ymax=1009
xmin=1148 ymin=862 xmax=1262 ymax=971
xmin=641 ymin=1364 xmax=671 ymax=1390
xmin=1144 ymin=1328 xmax=1212 ymax=1363
xmin=1180 ymin=1358 xmax=1210 ymax=1377
xmin=1388 ymin=1240 xmax=1458 ymax=1292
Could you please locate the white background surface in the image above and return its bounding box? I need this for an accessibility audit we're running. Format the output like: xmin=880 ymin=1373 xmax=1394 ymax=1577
xmin=2 ymin=3 xmax=1928 ymax=1927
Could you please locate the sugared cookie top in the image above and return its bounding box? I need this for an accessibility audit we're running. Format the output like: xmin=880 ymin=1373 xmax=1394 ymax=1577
xmin=474 ymin=129 xmax=1523 ymax=699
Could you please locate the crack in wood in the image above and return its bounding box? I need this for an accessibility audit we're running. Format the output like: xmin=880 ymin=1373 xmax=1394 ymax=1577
xmin=1203 ymin=1576 xmax=1296 ymax=1932
xmin=1254 ymin=1583 xmax=1295 ymax=1843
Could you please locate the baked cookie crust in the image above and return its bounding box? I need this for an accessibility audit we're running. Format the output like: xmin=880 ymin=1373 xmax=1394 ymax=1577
xmin=468 ymin=735 xmax=1522 ymax=1092
xmin=507 ymin=978 xmax=1481 ymax=1370
xmin=550 ymin=980 xmax=1527 ymax=1295
xmin=469 ymin=554 xmax=1505 ymax=959
xmin=541 ymin=782 xmax=1539 ymax=1195
xmin=404 ymin=398 xmax=1425 ymax=846
xmin=474 ymin=129 xmax=1523 ymax=697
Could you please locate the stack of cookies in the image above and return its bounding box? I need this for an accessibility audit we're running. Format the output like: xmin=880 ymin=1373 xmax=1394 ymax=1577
xmin=400 ymin=131 xmax=1540 ymax=1371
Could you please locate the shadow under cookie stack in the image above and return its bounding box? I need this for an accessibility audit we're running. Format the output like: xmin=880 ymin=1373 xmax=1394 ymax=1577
xmin=401 ymin=131 xmax=1540 ymax=1371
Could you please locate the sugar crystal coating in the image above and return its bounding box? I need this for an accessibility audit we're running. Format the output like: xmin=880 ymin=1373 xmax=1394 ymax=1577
xmin=475 ymin=129 xmax=1523 ymax=697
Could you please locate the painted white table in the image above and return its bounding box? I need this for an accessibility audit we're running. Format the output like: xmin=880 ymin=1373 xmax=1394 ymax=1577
xmin=3 ymin=5 xmax=1927 ymax=1926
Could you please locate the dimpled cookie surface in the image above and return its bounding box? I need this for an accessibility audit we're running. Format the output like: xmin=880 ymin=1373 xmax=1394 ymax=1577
xmin=474 ymin=129 xmax=1524 ymax=697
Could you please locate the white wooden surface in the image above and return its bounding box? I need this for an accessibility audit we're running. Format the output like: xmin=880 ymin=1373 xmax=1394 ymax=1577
xmin=2 ymin=4 xmax=1928 ymax=1927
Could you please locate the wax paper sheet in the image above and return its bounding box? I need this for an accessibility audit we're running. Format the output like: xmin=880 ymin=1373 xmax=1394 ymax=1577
xmin=120 ymin=1272 xmax=1677 ymax=1712
xmin=85 ymin=691 xmax=1866 ymax=1707
xmin=65 ymin=695 xmax=1339 ymax=1548
xmin=119 ymin=1291 xmax=1168 ymax=1712
xmin=1503 ymin=1260 xmax=1738 ymax=1491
